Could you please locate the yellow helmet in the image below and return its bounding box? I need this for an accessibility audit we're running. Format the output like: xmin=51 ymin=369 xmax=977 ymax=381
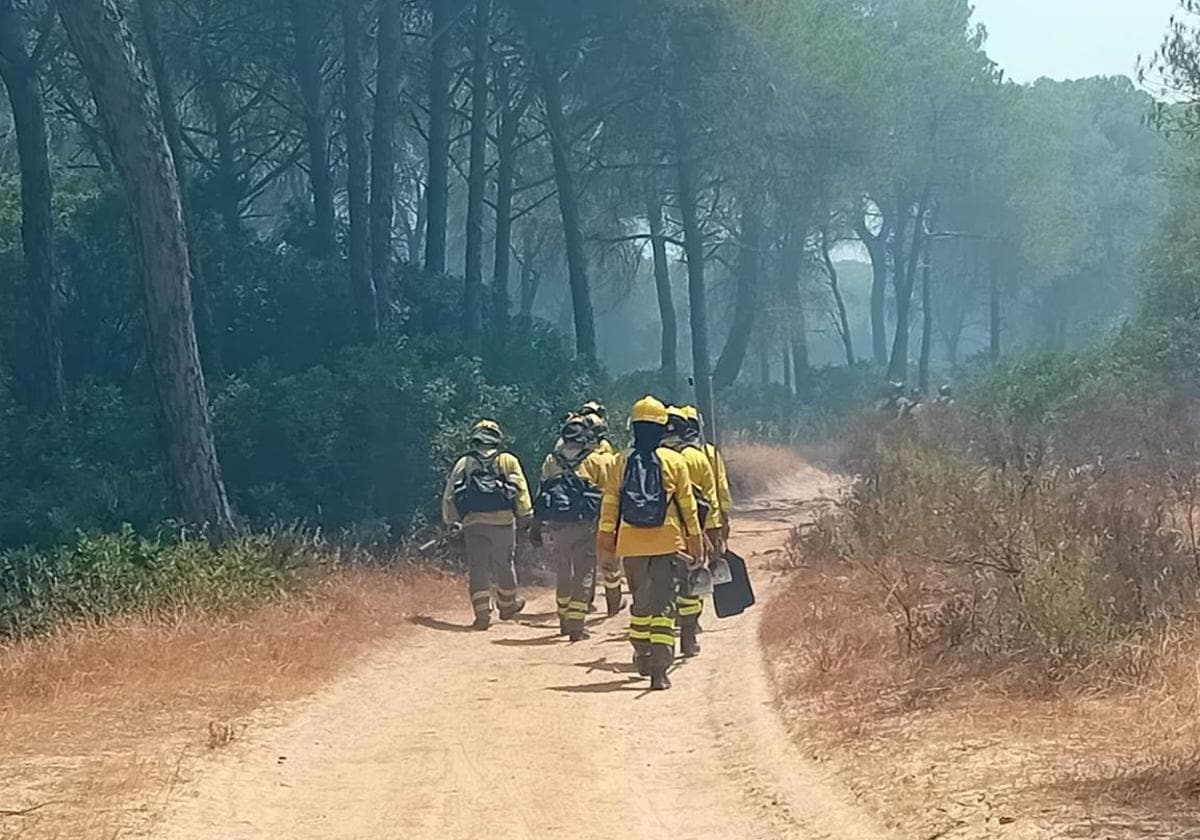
xmin=680 ymin=405 xmax=700 ymax=421
xmin=469 ymin=418 xmax=503 ymax=447
xmin=665 ymin=405 xmax=689 ymax=436
xmin=630 ymin=395 xmax=668 ymax=426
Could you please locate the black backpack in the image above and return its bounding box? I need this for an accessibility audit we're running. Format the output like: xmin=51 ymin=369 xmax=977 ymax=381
xmin=619 ymin=449 xmax=669 ymax=528
xmin=453 ymin=452 xmax=518 ymax=514
xmin=535 ymin=453 xmax=601 ymax=523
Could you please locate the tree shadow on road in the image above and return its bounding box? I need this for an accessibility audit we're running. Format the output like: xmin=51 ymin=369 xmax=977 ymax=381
xmin=410 ymin=616 xmax=478 ymax=633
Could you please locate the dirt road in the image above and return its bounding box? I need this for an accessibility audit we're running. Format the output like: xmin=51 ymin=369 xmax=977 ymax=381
xmin=146 ymin=472 xmax=890 ymax=840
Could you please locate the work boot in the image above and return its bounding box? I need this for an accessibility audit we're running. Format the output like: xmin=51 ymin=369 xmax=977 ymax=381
xmin=649 ymin=668 xmax=672 ymax=691
xmin=605 ymin=589 xmax=626 ymax=618
xmin=634 ymin=653 xmax=652 ymax=677
xmin=472 ymin=613 xmax=491 ymax=631
xmin=569 ymin=628 xmax=590 ymax=642
xmin=558 ymin=616 xmax=569 ymax=636
xmin=680 ymin=626 xmax=701 ymax=658
xmin=498 ymin=597 xmax=526 ymax=621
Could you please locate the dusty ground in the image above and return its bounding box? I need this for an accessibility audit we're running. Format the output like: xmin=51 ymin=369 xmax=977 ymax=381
xmin=8 ymin=456 xmax=1199 ymax=839
xmin=3 ymin=461 xmax=891 ymax=840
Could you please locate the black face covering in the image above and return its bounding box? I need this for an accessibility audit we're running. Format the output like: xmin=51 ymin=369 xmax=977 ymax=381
xmin=684 ymin=419 xmax=702 ymax=444
xmin=631 ymin=421 xmax=665 ymax=452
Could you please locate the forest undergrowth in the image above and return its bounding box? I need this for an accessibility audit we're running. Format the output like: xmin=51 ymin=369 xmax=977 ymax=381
xmin=762 ymin=366 xmax=1200 ymax=837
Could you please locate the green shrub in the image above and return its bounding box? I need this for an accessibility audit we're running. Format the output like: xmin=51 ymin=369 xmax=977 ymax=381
xmin=0 ymin=527 xmax=300 ymax=639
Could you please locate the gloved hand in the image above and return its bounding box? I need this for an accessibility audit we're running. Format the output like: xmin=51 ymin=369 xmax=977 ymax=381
xmin=528 ymin=519 xmax=544 ymax=547
xmin=597 ymin=530 xmax=618 ymax=555
xmin=685 ymin=534 xmax=706 ymax=569
xmin=446 ymin=522 xmax=464 ymax=544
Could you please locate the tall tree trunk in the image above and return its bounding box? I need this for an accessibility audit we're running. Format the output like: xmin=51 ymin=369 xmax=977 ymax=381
xmin=646 ymin=189 xmax=677 ymax=380
xmin=535 ymin=50 xmax=595 ymax=359
xmin=0 ymin=1 xmax=64 ymax=413
xmin=517 ymin=226 xmax=540 ymax=328
xmin=782 ymin=331 xmax=793 ymax=392
xmin=342 ymin=0 xmax=377 ymax=343
xmin=918 ymin=235 xmax=933 ymax=393
xmin=853 ymin=207 xmax=890 ymax=366
xmin=779 ymin=224 xmax=809 ymax=392
xmin=371 ymin=0 xmax=402 ymax=330
xmin=989 ymin=242 xmax=1001 ymax=363
xmin=199 ymin=66 xmax=241 ymax=244
xmin=58 ymin=0 xmax=234 ymax=533
xmin=887 ymin=184 xmax=931 ymax=383
xmin=757 ymin=329 xmax=770 ymax=385
xmin=463 ymin=0 xmax=490 ymax=352
xmin=821 ymin=227 xmax=855 ymax=366
xmin=424 ymin=0 xmax=451 ymax=275
xmin=137 ymin=0 xmax=220 ymax=378
xmin=713 ymin=204 xmax=762 ymax=390
xmin=491 ymin=63 xmax=524 ymax=343
xmin=671 ymin=104 xmax=712 ymax=421
xmin=289 ymin=0 xmax=334 ymax=256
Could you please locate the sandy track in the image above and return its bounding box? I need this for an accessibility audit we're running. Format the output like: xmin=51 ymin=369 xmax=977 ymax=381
xmin=145 ymin=472 xmax=889 ymax=840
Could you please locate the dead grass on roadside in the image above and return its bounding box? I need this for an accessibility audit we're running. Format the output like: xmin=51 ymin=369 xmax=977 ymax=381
xmin=0 ymin=566 xmax=459 ymax=839
xmin=761 ymin=567 xmax=1200 ymax=838
xmin=723 ymin=442 xmax=810 ymax=499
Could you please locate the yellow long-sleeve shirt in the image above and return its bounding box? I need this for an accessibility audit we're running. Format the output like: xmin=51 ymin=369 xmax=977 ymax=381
xmin=677 ymin=443 xmax=723 ymax=529
xmin=442 ymin=450 xmax=533 ymax=527
xmin=705 ymin=443 xmax=733 ymax=517
xmin=598 ymin=447 xmax=700 ymax=559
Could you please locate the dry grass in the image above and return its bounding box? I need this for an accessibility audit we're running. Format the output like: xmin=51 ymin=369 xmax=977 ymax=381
xmin=0 ymin=566 xmax=459 ymax=839
xmin=761 ymin=557 xmax=1200 ymax=838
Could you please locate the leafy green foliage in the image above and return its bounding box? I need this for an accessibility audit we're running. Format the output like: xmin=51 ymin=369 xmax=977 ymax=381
xmin=0 ymin=526 xmax=297 ymax=639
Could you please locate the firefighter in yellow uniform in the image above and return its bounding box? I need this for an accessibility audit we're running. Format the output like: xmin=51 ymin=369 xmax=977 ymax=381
xmin=579 ymin=400 xmax=623 ymax=611
xmin=579 ymin=400 xmax=615 ymax=456
xmin=598 ymin=396 xmax=703 ymax=691
xmin=664 ymin=406 xmax=719 ymax=658
xmin=535 ymin=415 xmax=612 ymax=641
xmin=683 ymin=405 xmax=733 ymax=551
xmin=442 ymin=419 xmax=533 ymax=630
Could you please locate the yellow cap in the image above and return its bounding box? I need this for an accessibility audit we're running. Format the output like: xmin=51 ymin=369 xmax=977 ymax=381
xmin=680 ymin=405 xmax=700 ymax=421
xmin=666 ymin=405 xmax=687 ymax=420
xmin=472 ymin=418 xmax=502 ymax=434
xmin=630 ymin=396 xmax=669 ymax=425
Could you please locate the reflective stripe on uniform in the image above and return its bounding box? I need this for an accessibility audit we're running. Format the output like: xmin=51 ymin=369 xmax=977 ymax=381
xmin=566 ymin=600 xmax=588 ymax=622
xmin=676 ymin=596 xmax=703 ymax=617
xmin=649 ymin=615 xmax=675 ymax=647
xmin=629 ymin=614 xmax=651 ymax=642
xmin=496 ymin=587 xmax=518 ymax=604
xmin=557 ymin=595 xmax=571 ymax=616
xmin=471 ymin=590 xmax=491 ymax=604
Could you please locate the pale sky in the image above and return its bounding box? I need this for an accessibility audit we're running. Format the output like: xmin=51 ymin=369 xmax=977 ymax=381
xmin=970 ymin=0 xmax=1180 ymax=82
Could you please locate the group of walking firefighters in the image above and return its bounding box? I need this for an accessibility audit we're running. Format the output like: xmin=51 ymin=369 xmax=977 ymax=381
xmin=441 ymin=396 xmax=733 ymax=691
